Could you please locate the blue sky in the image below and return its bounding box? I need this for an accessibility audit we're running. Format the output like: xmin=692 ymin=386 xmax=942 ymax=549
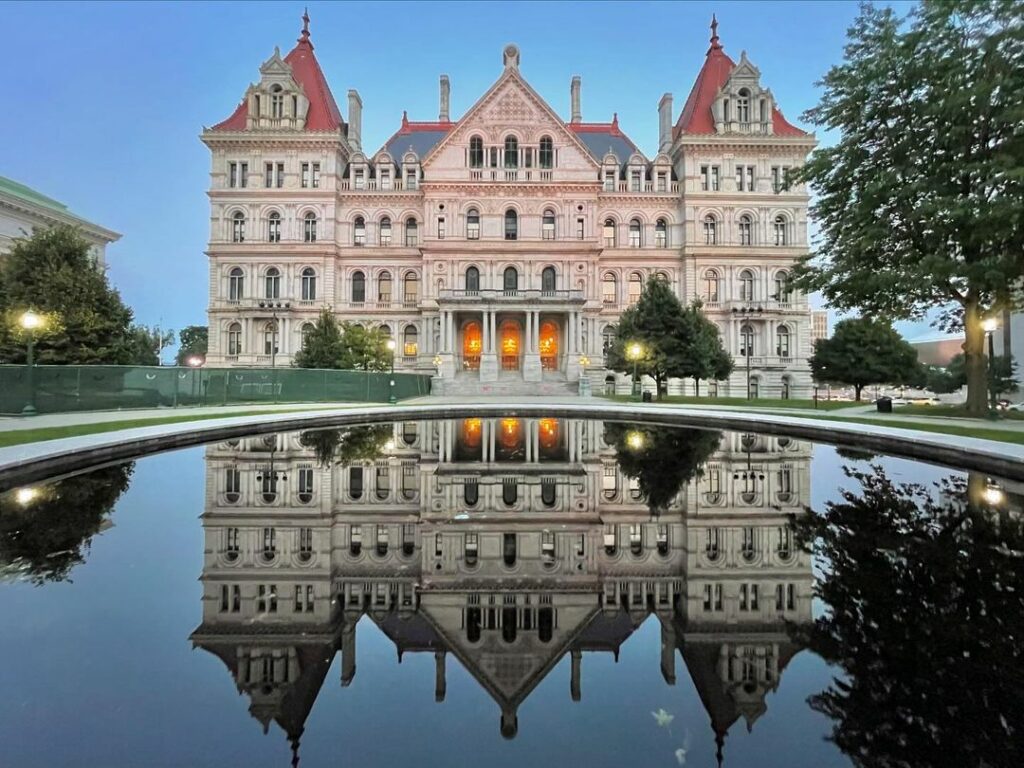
xmin=0 ymin=0 xmax=929 ymax=351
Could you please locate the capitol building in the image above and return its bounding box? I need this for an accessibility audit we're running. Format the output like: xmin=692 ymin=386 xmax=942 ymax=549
xmin=202 ymin=13 xmax=816 ymax=398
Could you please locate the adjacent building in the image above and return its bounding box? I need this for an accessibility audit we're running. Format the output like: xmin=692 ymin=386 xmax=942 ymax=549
xmin=203 ymin=13 xmax=816 ymax=397
xmin=0 ymin=174 xmax=120 ymax=265
xmin=192 ymin=417 xmax=813 ymax=762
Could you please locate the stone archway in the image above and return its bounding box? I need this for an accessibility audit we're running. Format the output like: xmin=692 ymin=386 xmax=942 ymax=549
xmin=499 ymin=320 xmax=522 ymax=371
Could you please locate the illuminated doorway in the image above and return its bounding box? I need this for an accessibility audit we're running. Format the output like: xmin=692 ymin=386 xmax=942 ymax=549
xmin=462 ymin=321 xmax=482 ymax=371
xmin=495 ymin=418 xmax=525 ymax=461
xmin=539 ymin=320 xmax=559 ymax=370
xmin=499 ymin=320 xmax=521 ymax=370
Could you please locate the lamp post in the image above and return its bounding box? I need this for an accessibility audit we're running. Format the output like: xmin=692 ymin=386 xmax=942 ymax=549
xmin=982 ymin=317 xmax=999 ymax=410
xmin=732 ymin=304 xmax=764 ymax=400
xmin=258 ymin=301 xmax=290 ymax=368
xmin=386 ymin=338 xmax=397 ymax=404
xmin=578 ymin=354 xmax=591 ymax=396
xmin=626 ymin=342 xmax=643 ymax=400
xmin=19 ymin=311 xmax=45 ymax=417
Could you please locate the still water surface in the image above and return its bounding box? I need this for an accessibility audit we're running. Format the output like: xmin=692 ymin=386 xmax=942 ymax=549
xmin=0 ymin=419 xmax=1020 ymax=767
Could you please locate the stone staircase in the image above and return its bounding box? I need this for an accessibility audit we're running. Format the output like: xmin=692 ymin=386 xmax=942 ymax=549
xmin=437 ymin=375 xmax=579 ymax=397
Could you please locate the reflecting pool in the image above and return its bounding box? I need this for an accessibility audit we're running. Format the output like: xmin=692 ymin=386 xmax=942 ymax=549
xmin=0 ymin=418 xmax=1021 ymax=767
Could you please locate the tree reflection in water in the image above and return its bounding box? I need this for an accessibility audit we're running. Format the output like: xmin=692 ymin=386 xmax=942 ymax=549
xmin=298 ymin=424 xmax=392 ymax=467
xmin=0 ymin=463 xmax=134 ymax=584
xmin=792 ymin=467 xmax=1024 ymax=767
xmin=604 ymin=423 xmax=722 ymax=512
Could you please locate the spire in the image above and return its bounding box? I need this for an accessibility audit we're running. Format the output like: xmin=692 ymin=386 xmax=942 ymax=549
xmin=709 ymin=14 xmax=722 ymax=52
xmin=290 ymin=735 xmax=301 ymax=768
xmin=298 ymin=8 xmax=312 ymax=46
xmin=715 ymin=729 xmax=725 ymax=768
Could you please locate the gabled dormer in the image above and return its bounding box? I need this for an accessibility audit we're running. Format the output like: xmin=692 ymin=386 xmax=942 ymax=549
xmin=710 ymin=52 xmax=774 ymax=135
xmin=244 ymin=48 xmax=310 ymax=130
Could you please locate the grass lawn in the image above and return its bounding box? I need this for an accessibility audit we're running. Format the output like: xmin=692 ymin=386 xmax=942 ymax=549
xmin=795 ymin=413 xmax=1024 ymax=446
xmin=0 ymin=405 xmax=354 ymax=448
xmin=600 ymin=394 xmax=863 ymax=411
xmin=897 ymin=404 xmax=1024 ymax=421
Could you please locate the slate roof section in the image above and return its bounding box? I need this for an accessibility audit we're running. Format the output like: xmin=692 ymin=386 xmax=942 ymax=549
xmin=211 ymin=12 xmax=344 ymax=133
xmin=567 ymin=115 xmax=644 ymax=168
xmin=379 ymin=113 xmax=454 ymax=160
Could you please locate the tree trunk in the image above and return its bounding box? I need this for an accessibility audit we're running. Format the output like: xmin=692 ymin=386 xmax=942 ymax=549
xmin=854 ymin=384 xmax=862 ymax=402
xmin=655 ymin=375 xmax=664 ymax=401
xmin=963 ymin=301 xmax=988 ymax=417
xmin=694 ymin=378 xmax=701 ymax=397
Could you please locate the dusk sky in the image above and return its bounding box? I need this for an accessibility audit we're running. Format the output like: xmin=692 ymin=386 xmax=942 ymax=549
xmin=0 ymin=0 xmax=928 ymax=349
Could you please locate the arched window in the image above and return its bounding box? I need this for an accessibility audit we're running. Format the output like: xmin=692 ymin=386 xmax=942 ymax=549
xmin=405 ymin=218 xmax=418 ymax=246
xmin=403 ymin=272 xmax=419 ymax=305
xmin=270 ymin=84 xmax=284 ymax=119
xmin=602 ymin=325 xmax=617 ymax=360
xmin=469 ymin=135 xmax=484 ymax=168
xmin=739 ymin=269 xmax=755 ymax=302
xmin=503 ymin=266 xmax=518 ymax=294
xmin=628 ymin=272 xmax=643 ymax=305
xmin=378 ymin=271 xmax=392 ymax=304
xmin=353 ymin=216 xmax=366 ymax=246
xmin=737 ymin=88 xmax=750 ymax=124
xmin=465 ymin=266 xmax=480 ymax=293
xmin=738 ymin=214 xmax=753 ymax=246
xmin=403 ymin=324 xmax=418 ymax=357
xmin=504 ymin=136 xmax=518 ymax=168
xmin=539 ymin=136 xmax=554 ymax=169
xmin=379 ymin=216 xmax=392 ymax=246
xmin=227 ymin=322 xmax=242 ymax=356
xmin=466 ymin=208 xmax=480 ymax=240
xmin=504 ymin=209 xmax=518 ymax=241
xmin=775 ymin=271 xmax=793 ymax=303
xmin=300 ymin=322 xmax=314 ymax=348
xmin=703 ymin=215 xmax=717 ymax=245
xmin=228 ymin=267 xmax=245 ymax=301
xmin=602 ymin=273 xmax=617 ymax=304
xmin=655 ymin=218 xmax=667 ymax=248
xmin=267 ymin=212 xmax=281 ymax=243
xmin=541 ymin=266 xmax=556 ymax=294
xmin=703 ymin=270 xmax=720 ymax=303
xmin=542 ymin=209 xmax=556 ymax=240
xmin=629 ymin=219 xmax=642 ymax=248
xmin=264 ymin=267 xmax=281 ymax=299
xmin=231 ymin=211 xmax=245 ymax=243
xmin=740 ymin=324 xmax=754 ymax=357
xmin=776 ymin=326 xmax=791 ymax=357
xmin=774 ymin=215 xmax=788 ymax=246
xmin=263 ymin=321 xmax=279 ymax=355
xmin=301 ymin=267 xmax=316 ymax=301
xmin=303 ymin=212 xmax=317 ymax=243
xmin=351 ymin=271 xmax=366 ymax=304
xmin=603 ymin=218 xmax=616 ymax=248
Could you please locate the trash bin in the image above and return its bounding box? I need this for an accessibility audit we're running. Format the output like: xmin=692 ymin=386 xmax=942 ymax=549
xmin=876 ymin=396 xmax=893 ymax=413
xmin=642 ymin=391 xmax=653 ymax=403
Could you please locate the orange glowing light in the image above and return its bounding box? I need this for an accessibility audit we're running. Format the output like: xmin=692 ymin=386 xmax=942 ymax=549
xmin=463 ymin=322 xmax=482 ymax=356
xmin=500 ymin=322 xmax=520 ymax=356
xmin=539 ymin=321 xmax=559 ymax=356
xmin=499 ymin=418 xmax=522 ymax=449
xmin=539 ymin=418 xmax=560 ymax=450
xmin=462 ymin=418 xmax=482 ymax=448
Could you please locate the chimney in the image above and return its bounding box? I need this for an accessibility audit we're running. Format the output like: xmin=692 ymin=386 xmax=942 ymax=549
xmin=658 ymin=93 xmax=673 ymax=151
xmin=439 ymin=75 xmax=450 ymax=122
xmin=347 ymin=89 xmax=362 ymax=150
xmin=570 ymin=75 xmax=582 ymax=123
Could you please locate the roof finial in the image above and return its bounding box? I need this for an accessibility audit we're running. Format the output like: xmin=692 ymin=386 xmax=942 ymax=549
xmin=402 ymin=110 xmax=409 ymax=128
xmin=299 ymin=8 xmax=311 ymax=43
xmin=612 ymin=112 xmax=619 ymax=129
xmin=709 ymin=14 xmax=722 ymax=52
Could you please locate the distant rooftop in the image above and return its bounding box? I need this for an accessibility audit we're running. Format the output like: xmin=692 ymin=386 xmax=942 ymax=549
xmin=0 ymin=174 xmax=120 ymax=243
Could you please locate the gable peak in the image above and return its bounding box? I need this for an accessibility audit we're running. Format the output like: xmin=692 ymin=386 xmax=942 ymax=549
xmin=503 ymin=44 xmax=521 ymax=71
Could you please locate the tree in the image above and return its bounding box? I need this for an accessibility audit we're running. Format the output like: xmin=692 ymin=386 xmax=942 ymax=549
xmin=175 ymin=325 xmax=208 ymax=366
xmin=293 ymin=309 xmax=346 ymax=369
xmin=678 ymin=300 xmax=733 ymax=396
xmin=0 ymin=225 xmax=135 ymax=364
xmin=0 ymin=463 xmax=134 ymax=583
xmin=790 ymin=467 xmax=1024 ymax=767
xmin=603 ymin=423 xmax=722 ymax=512
xmin=792 ymin=1 xmax=1024 ymax=416
xmin=338 ymin=323 xmax=392 ymax=372
xmin=124 ymin=325 xmax=174 ymax=366
xmin=924 ymin=364 xmax=962 ymax=395
xmin=809 ymin=317 xmax=919 ymax=401
xmin=945 ymin=353 xmax=1019 ymax=397
xmin=299 ymin=424 xmax=392 ymax=467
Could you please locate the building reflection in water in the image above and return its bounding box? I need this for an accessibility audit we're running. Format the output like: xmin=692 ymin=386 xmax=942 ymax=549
xmin=191 ymin=419 xmax=814 ymax=764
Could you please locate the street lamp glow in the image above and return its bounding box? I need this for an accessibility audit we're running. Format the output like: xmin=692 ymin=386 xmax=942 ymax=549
xmin=15 ymin=487 xmax=41 ymax=506
xmin=983 ymin=484 xmax=1005 ymax=507
xmin=384 ymin=439 xmax=395 ymax=452
xmin=385 ymin=339 xmax=397 ymax=352
xmin=626 ymin=342 xmax=643 ymax=361
xmin=626 ymin=431 xmax=645 ymax=450
xmin=187 ymin=356 xmax=203 ymax=368
xmin=982 ymin=318 xmax=999 ymax=333
xmin=19 ymin=311 xmax=44 ymax=331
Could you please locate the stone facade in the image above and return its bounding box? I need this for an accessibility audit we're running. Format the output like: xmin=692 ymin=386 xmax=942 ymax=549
xmin=203 ymin=14 xmax=816 ymax=398
xmin=192 ymin=417 xmax=813 ymax=757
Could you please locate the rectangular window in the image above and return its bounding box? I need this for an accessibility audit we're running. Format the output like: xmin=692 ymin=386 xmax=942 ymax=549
xmin=630 ymin=170 xmax=641 ymax=192
xmin=265 ymin=162 xmax=273 ymax=188
xmin=300 ymin=527 xmax=313 ymax=556
xmin=276 ymin=162 xmax=284 ymax=188
xmin=226 ymin=527 xmax=240 ymax=554
xmin=380 ymin=169 xmax=390 ymax=189
xmin=576 ymin=217 xmax=585 ymax=240
xmin=701 ymin=165 xmax=709 ymax=191
xmin=711 ymin=165 xmax=720 ymax=191
xmin=220 ymin=584 xmax=229 ymax=612
xmin=736 ymin=165 xmax=745 ymax=191
xmin=229 ymin=162 xmax=238 ymax=188
xmin=489 ymin=147 xmax=499 ymax=168
xmin=746 ymin=165 xmax=755 ymax=192
xmin=239 ymin=162 xmax=248 ymax=188
xmin=657 ymin=172 xmax=667 ymax=192
xmin=406 ymin=169 xmax=417 ymax=190
xmin=523 ymin=147 xmax=533 ymax=168
xmin=354 ymin=168 xmax=365 ymax=189
xmin=604 ymin=172 xmax=615 ymax=192
xmin=301 ymin=162 xmax=310 ymax=188
xmin=312 ymin=162 xmax=320 ymax=188
xmin=437 ymin=217 xmax=446 ymax=240
xmin=258 ymin=584 xmax=277 ymax=613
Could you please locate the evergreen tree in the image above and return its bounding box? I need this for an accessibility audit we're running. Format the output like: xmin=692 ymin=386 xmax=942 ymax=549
xmin=293 ymin=309 xmax=346 ymax=369
xmin=124 ymin=325 xmax=174 ymax=366
xmin=175 ymin=325 xmax=208 ymax=366
xmin=338 ymin=323 xmax=391 ymax=372
xmin=792 ymin=1 xmax=1024 ymax=415
xmin=0 ymin=225 xmax=135 ymax=364
xmin=810 ymin=317 xmax=919 ymax=401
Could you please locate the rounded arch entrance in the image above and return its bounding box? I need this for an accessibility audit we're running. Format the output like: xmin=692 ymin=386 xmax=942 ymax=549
xmin=499 ymin=319 xmax=522 ymax=370
xmin=462 ymin=320 xmax=482 ymax=371
xmin=539 ymin=319 xmax=559 ymax=370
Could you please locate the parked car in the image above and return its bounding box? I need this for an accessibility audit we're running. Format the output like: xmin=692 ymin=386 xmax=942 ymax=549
xmin=908 ymin=397 xmax=941 ymax=406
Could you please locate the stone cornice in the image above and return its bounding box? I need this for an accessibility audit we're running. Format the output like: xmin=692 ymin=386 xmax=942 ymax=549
xmin=673 ymin=133 xmax=816 ymax=154
xmin=419 ymin=181 xmax=601 ymax=196
xmin=0 ymin=196 xmax=120 ymax=243
xmin=201 ymin=130 xmax=348 ymax=152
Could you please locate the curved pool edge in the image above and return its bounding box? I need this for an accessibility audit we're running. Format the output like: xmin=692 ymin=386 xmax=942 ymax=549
xmin=1 ymin=399 xmax=1021 ymax=489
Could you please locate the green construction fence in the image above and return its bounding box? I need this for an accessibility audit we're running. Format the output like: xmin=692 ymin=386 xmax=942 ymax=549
xmin=0 ymin=365 xmax=432 ymax=415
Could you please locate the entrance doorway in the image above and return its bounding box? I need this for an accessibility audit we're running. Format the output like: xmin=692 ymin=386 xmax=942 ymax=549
xmin=462 ymin=321 xmax=482 ymax=371
xmin=499 ymin=320 xmax=521 ymax=370
xmin=539 ymin=320 xmax=559 ymax=371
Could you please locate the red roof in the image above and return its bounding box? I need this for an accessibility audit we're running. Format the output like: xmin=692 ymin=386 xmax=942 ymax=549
xmin=211 ymin=13 xmax=343 ymax=133
xmin=675 ymin=16 xmax=806 ymax=138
